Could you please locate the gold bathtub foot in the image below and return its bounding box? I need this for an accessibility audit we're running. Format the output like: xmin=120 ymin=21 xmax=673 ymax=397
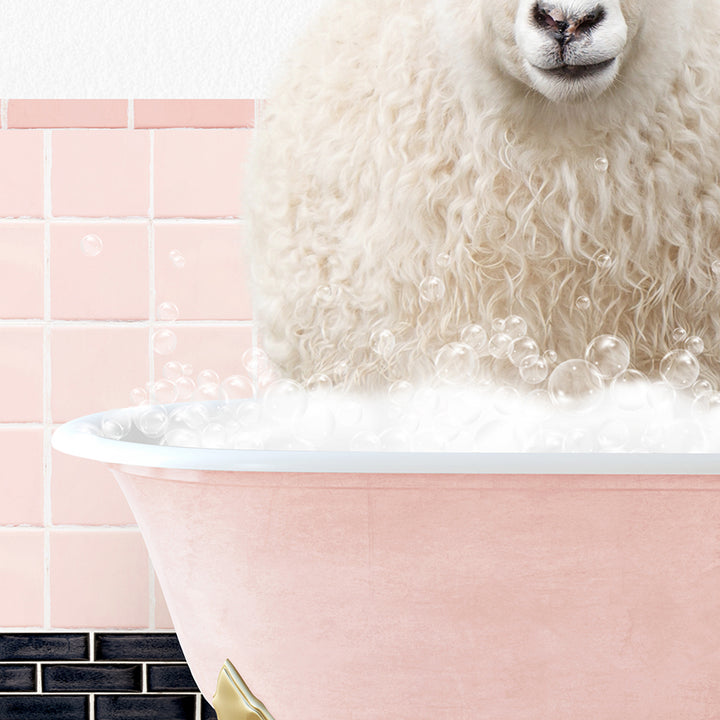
xmin=213 ymin=659 xmax=276 ymax=720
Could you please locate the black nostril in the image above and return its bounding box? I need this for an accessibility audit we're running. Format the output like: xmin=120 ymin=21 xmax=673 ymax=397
xmin=532 ymin=3 xmax=606 ymax=43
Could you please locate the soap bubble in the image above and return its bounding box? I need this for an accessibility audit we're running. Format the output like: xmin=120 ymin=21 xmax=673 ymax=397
xmin=193 ymin=383 xmax=227 ymax=403
xmin=150 ymin=379 xmax=178 ymax=404
xmin=419 ymin=275 xmax=445 ymax=303
xmin=175 ymin=376 xmax=196 ymax=401
xmin=435 ymin=252 xmax=452 ymax=268
xmin=129 ymin=386 xmax=148 ymax=406
xmin=594 ymin=156 xmax=609 ymax=172
xmin=162 ymin=361 xmax=184 ymax=382
xmin=169 ymin=250 xmax=186 ymax=268
xmin=504 ymin=315 xmax=527 ymax=340
xmin=434 ymin=342 xmax=478 ymax=384
xmin=157 ymin=302 xmax=179 ymax=321
xmin=221 ymin=374 xmax=253 ymax=399
xmin=197 ymin=369 xmax=221 ymax=388
xmin=611 ymin=369 xmax=648 ymax=410
xmin=584 ymin=334 xmax=630 ymax=380
xmin=388 ymin=380 xmax=414 ymax=405
xmin=488 ymin=333 xmax=513 ymax=359
xmin=81 ymin=233 xmax=103 ymax=256
xmin=491 ymin=318 xmax=506 ymax=333
xmin=370 ymin=329 xmax=396 ymax=358
xmin=182 ymin=362 xmax=193 ymax=376
xmin=163 ymin=428 xmax=200 ymax=448
xmin=460 ymin=324 xmax=488 ymax=353
xmin=101 ymin=410 xmax=132 ymax=440
xmin=564 ymin=428 xmax=594 ymax=452
xmin=152 ymin=329 xmax=177 ymax=355
xmin=713 ymin=260 xmax=720 ymax=276
xmin=671 ymin=327 xmax=687 ymax=343
xmin=263 ymin=379 xmax=308 ymax=420
xmin=660 ymin=349 xmax=700 ymax=389
xmin=242 ymin=347 xmax=271 ymax=376
xmin=509 ymin=336 xmax=540 ymax=367
xmin=575 ymin=296 xmax=591 ymax=311
xmin=306 ymin=373 xmax=333 ymax=393
xmin=685 ymin=335 xmax=704 ymax=355
xmin=201 ymin=423 xmax=227 ymax=449
xmin=172 ymin=403 xmax=209 ymax=429
xmin=519 ymin=355 xmax=550 ymax=384
xmin=692 ymin=379 xmax=713 ymax=398
xmin=543 ymin=349 xmax=558 ymax=365
xmin=135 ymin=406 xmax=169 ymax=437
xmin=548 ymin=359 xmax=604 ymax=412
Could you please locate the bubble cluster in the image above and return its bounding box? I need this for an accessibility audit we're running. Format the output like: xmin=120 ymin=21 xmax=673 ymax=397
xmin=594 ymin=157 xmax=609 ymax=172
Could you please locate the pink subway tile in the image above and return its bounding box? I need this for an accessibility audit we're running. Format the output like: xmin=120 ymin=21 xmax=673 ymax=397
xmin=0 ymin=429 xmax=44 ymax=526
xmin=51 ymin=223 xmax=149 ymax=320
xmin=0 ymin=530 xmax=44 ymax=626
xmin=51 ymin=449 xmax=135 ymax=526
xmin=153 ymin=325 xmax=253 ymax=388
xmin=154 ymin=224 xmax=252 ymax=320
xmin=0 ymin=131 xmax=44 ymax=218
xmin=0 ymin=327 xmax=43 ymax=422
xmin=154 ymin=575 xmax=174 ymax=629
xmin=51 ymin=530 xmax=149 ymax=628
xmin=8 ymin=100 xmax=128 ymax=129
xmin=52 ymin=130 xmax=150 ymax=217
xmin=134 ymin=100 xmax=254 ymax=128
xmin=0 ymin=224 xmax=44 ymax=318
xmin=154 ymin=130 xmax=251 ymax=218
xmin=51 ymin=325 xmax=149 ymax=421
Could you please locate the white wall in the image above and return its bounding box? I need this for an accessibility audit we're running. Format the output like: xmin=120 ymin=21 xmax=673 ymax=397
xmin=0 ymin=0 xmax=331 ymax=97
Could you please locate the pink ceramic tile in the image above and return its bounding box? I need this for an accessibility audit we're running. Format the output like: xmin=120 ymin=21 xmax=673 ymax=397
xmin=51 ymin=223 xmax=149 ymax=320
xmin=0 ymin=131 xmax=44 ymax=217
xmin=134 ymin=100 xmax=254 ymax=128
xmin=52 ymin=130 xmax=150 ymax=217
xmin=154 ymin=130 xmax=251 ymax=218
xmin=153 ymin=325 xmax=253 ymax=388
xmin=154 ymin=576 xmax=174 ymax=629
xmin=51 ymin=325 xmax=149 ymax=421
xmin=0 ymin=224 xmax=44 ymax=318
xmin=0 ymin=429 xmax=44 ymax=526
xmin=50 ymin=530 xmax=149 ymax=628
xmin=154 ymin=224 xmax=252 ymax=320
xmin=8 ymin=100 xmax=128 ymax=129
xmin=0 ymin=530 xmax=44 ymax=626
xmin=0 ymin=327 xmax=43 ymax=422
xmin=51 ymin=449 xmax=135 ymax=526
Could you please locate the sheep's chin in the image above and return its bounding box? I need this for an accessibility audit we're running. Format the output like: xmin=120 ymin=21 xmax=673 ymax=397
xmin=523 ymin=57 xmax=619 ymax=102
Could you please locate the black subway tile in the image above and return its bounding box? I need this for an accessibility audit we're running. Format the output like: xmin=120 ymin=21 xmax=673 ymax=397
xmin=147 ymin=663 xmax=199 ymax=692
xmin=95 ymin=694 xmax=196 ymax=720
xmin=0 ymin=664 xmax=36 ymax=691
xmin=201 ymin=697 xmax=219 ymax=719
xmin=0 ymin=633 xmax=89 ymax=661
xmin=42 ymin=664 xmax=143 ymax=693
xmin=0 ymin=695 xmax=88 ymax=720
xmin=94 ymin=633 xmax=185 ymax=661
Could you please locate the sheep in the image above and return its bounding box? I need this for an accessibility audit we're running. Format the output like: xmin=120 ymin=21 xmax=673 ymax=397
xmin=246 ymin=0 xmax=720 ymax=391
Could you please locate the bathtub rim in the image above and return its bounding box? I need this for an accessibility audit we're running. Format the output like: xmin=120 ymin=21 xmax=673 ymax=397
xmin=52 ymin=404 xmax=720 ymax=475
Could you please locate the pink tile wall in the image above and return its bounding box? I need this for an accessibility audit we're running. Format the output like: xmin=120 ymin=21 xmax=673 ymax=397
xmin=0 ymin=99 xmax=258 ymax=631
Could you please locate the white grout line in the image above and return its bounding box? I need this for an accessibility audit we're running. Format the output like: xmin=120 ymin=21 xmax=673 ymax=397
xmin=0 ymin=99 xmax=8 ymax=129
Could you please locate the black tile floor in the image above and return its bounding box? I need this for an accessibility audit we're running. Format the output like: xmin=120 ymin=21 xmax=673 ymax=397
xmin=0 ymin=632 xmax=217 ymax=720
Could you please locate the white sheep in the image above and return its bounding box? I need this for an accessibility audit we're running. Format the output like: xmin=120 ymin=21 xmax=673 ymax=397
xmin=246 ymin=0 xmax=720 ymax=390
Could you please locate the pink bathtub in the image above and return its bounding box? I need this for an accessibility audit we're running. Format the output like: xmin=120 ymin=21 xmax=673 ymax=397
xmin=53 ymin=404 xmax=720 ymax=719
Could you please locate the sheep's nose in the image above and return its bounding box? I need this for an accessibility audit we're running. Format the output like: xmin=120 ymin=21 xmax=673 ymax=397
xmin=532 ymin=2 xmax=606 ymax=44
